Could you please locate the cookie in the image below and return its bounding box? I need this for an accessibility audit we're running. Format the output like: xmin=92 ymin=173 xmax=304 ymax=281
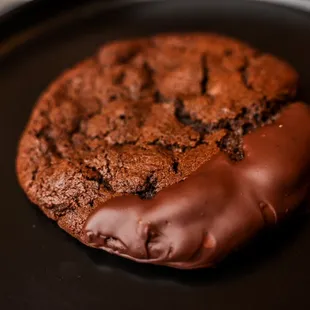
xmin=17 ymin=33 xmax=309 ymax=269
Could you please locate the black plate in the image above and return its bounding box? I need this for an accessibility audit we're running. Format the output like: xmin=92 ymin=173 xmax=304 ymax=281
xmin=1 ymin=1 xmax=310 ymax=309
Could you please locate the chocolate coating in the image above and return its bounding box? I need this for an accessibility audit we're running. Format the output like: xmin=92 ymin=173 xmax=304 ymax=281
xmin=84 ymin=103 xmax=310 ymax=269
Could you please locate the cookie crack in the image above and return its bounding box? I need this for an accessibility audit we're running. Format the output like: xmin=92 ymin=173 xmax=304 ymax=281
xmin=200 ymin=54 xmax=208 ymax=95
xmin=82 ymin=164 xmax=113 ymax=192
xmin=239 ymin=56 xmax=252 ymax=90
xmin=147 ymin=139 xmax=203 ymax=153
xmin=143 ymin=61 xmax=166 ymax=104
xmin=136 ymin=173 xmax=157 ymax=199
xmin=143 ymin=61 xmax=154 ymax=90
xmin=36 ymin=126 xmax=65 ymax=160
xmin=172 ymin=160 xmax=179 ymax=174
xmin=153 ymin=90 xmax=166 ymax=103
xmin=49 ymin=202 xmax=74 ymax=219
xmin=104 ymin=152 xmax=112 ymax=180
xmin=174 ymin=99 xmax=214 ymax=134
xmin=26 ymin=161 xmax=39 ymax=191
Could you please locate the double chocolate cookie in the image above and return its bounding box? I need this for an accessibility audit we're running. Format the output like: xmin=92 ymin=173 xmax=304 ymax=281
xmin=16 ymin=33 xmax=310 ymax=269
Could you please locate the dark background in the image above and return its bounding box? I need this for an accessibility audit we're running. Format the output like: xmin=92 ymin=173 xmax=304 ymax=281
xmin=1 ymin=1 xmax=310 ymax=309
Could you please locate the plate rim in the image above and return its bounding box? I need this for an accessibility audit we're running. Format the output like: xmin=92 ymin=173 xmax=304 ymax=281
xmin=1 ymin=0 xmax=310 ymax=58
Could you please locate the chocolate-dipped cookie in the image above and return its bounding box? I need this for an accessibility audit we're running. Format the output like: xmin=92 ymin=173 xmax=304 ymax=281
xmin=17 ymin=33 xmax=309 ymax=269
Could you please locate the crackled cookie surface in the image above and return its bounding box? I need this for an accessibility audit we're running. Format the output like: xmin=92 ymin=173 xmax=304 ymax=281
xmin=17 ymin=33 xmax=309 ymax=269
